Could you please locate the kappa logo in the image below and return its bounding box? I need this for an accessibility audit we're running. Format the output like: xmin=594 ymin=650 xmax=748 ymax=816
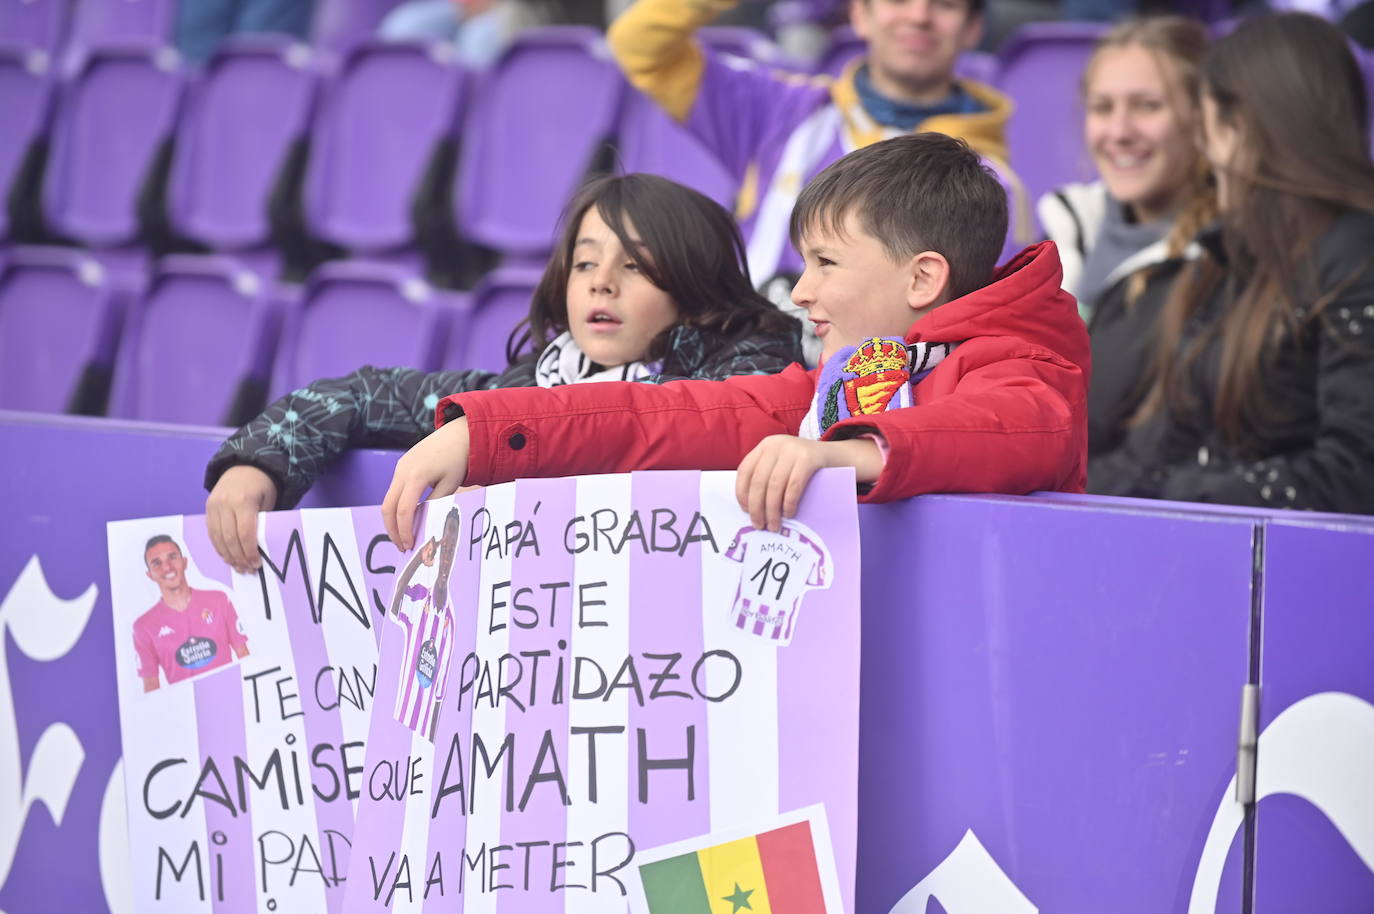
xmin=156 ymin=625 xmax=174 ymax=638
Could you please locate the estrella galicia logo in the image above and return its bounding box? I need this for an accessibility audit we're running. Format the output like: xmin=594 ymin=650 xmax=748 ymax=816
xmin=415 ymin=640 xmax=437 ymax=689
xmin=176 ymin=636 xmax=217 ymax=670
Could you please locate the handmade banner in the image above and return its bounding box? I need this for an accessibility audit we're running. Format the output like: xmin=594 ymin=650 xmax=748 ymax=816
xmin=342 ymin=469 xmax=862 ymax=913
xmin=107 ymin=506 xmax=405 ymax=914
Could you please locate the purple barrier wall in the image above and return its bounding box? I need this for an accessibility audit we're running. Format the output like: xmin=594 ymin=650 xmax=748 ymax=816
xmin=2 ymin=412 xmax=1372 ymax=914
xmin=1250 ymin=519 xmax=1374 ymax=913
xmin=855 ymin=495 xmax=1255 ymax=913
xmin=1 ymin=414 xmax=228 ymax=914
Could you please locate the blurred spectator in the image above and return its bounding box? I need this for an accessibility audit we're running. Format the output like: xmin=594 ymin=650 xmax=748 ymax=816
xmin=608 ymin=0 xmax=1019 ymax=363
xmin=1037 ymin=16 xmax=1214 ymax=455
xmin=177 ymin=0 xmax=316 ymax=62
xmin=380 ymin=0 xmax=554 ymax=67
xmin=1089 ymin=13 xmax=1374 ymax=514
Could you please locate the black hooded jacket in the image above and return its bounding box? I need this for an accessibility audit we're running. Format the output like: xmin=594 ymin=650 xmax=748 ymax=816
xmin=1089 ymin=211 xmax=1374 ymax=515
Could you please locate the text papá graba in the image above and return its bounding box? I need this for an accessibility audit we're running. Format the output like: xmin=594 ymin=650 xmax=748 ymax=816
xmin=467 ymin=501 xmax=721 ymax=561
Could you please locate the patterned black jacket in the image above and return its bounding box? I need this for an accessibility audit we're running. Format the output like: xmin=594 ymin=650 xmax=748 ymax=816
xmin=206 ymin=321 xmax=803 ymax=508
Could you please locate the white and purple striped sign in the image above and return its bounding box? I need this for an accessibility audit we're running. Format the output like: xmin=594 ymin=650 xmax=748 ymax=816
xmin=342 ymin=469 xmax=861 ymax=913
xmin=108 ymin=506 xmax=401 ymax=914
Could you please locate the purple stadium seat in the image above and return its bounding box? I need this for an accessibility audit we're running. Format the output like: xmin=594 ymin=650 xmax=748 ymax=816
xmin=0 ymin=46 xmax=56 ymax=242
xmin=0 ymin=0 xmax=69 ymax=53
xmin=616 ymin=88 xmax=738 ymax=209
xmin=311 ymin=0 xmax=404 ymax=52
xmin=304 ymin=40 xmax=466 ymax=254
xmin=0 ymin=246 xmax=121 ymax=413
xmin=1267 ymin=0 xmax=1361 ymax=20
xmin=167 ymin=37 xmax=318 ymax=275
xmin=1352 ymin=44 xmax=1374 ymax=151
xmin=958 ymin=49 xmax=998 ymax=85
xmin=274 ymin=260 xmax=453 ymax=394
xmin=67 ymin=0 xmax=174 ymax=47
xmin=42 ymin=42 xmax=184 ymax=248
xmin=997 ymin=22 xmax=1108 ymax=215
xmin=444 ymin=261 xmax=540 ymax=374
xmin=113 ymin=255 xmax=281 ymax=424
xmin=817 ymin=25 xmax=864 ymax=76
xmin=455 ymin=27 xmax=623 ymax=257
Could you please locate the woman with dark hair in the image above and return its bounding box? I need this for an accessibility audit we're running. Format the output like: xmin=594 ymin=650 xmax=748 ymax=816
xmin=205 ymin=174 xmax=803 ymax=571
xmin=1089 ymin=12 xmax=1374 ymax=514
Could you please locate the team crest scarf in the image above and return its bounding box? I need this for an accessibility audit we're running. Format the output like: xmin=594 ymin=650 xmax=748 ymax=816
xmin=798 ymin=337 xmax=954 ymax=440
xmin=533 ymin=331 xmax=659 ymax=388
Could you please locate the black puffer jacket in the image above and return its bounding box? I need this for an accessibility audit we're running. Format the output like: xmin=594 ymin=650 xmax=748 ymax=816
xmin=206 ymin=320 xmax=803 ymax=508
xmin=1089 ymin=211 xmax=1374 ymax=515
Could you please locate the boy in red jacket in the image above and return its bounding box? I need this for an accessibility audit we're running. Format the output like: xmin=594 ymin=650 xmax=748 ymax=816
xmin=382 ymin=133 xmax=1090 ymax=548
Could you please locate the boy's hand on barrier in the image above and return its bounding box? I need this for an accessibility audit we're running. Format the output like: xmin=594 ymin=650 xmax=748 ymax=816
xmin=383 ymin=417 xmax=471 ymax=551
xmin=206 ymin=465 xmax=278 ymax=574
xmin=736 ymin=435 xmax=883 ymax=531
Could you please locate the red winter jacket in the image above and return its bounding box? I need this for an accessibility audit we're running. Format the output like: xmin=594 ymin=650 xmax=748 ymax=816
xmin=436 ymin=241 xmax=1091 ymax=502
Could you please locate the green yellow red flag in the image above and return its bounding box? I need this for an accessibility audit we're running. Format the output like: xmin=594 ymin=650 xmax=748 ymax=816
xmin=638 ymin=821 xmax=827 ymax=914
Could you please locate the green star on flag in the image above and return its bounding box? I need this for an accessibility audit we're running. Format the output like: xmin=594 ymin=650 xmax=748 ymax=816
xmin=724 ymin=882 xmax=755 ymax=912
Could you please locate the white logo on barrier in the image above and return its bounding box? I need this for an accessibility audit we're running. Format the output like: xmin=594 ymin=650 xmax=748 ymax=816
xmin=1189 ymin=691 xmax=1374 ymax=913
xmin=0 ymin=556 xmax=96 ymax=896
xmin=99 ymin=760 xmax=132 ymax=914
xmin=889 ymin=828 xmax=1039 ymax=914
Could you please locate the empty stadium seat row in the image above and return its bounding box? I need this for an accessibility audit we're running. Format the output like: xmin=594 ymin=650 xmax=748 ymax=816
xmin=0 ymin=246 xmax=540 ymax=424
xmin=0 ymin=28 xmax=737 ymax=290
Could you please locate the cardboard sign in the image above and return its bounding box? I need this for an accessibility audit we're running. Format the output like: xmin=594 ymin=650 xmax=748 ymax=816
xmin=106 ymin=469 xmax=861 ymax=913
xmin=342 ymin=470 xmax=861 ymax=913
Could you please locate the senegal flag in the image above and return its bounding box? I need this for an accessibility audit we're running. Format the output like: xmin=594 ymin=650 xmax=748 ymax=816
xmin=638 ymin=820 xmax=828 ymax=914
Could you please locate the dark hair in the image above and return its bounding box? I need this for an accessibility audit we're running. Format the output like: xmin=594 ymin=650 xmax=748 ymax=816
xmin=1138 ymin=13 xmax=1374 ymax=448
xmin=507 ymin=174 xmax=795 ymax=364
xmin=436 ymin=507 xmax=461 ymax=591
xmin=439 ymin=507 xmax=461 ymax=556
xmin=144 ymin=535 xmax=180 ymax=564
xmin=789 ymin=133 xmax=1007 ymax=300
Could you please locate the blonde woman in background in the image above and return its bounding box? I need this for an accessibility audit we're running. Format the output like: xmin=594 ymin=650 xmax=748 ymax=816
xmin=1038 ymin=16 xmax=1215 ymax=456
